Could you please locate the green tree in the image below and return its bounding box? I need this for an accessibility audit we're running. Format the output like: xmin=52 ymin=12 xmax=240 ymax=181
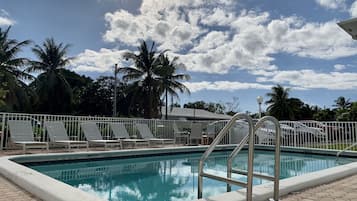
xmin=156 ymin=54 xmax=190 ymax=119
xmin=184 ymin=101 xmax=226 ymax=114
xmin=120 ymin=41 xmax=163 ymax=118
xmin=313 ymin=108 xmax=336 ymax=121
xmin=334 ymin=96 xmax=351 ymax=110
xmin=28 ymin=38 xmax=73 ymax=114
xmin=266 ymin=84 xmax=299 ymax=120
xmin=59 ymin=69 xmax=93 ymax=114
xmin=0 ymin=26 xmax=33 ymax=112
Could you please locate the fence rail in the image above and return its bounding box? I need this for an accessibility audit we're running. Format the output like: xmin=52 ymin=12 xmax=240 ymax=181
xmin=1 ymin=112 xmax=357 ymax=152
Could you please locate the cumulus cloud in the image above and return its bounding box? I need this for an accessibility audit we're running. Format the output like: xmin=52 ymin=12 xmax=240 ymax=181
xmin=350 ymin=1 xmax=357 ymax=17
xmin=315 ymin=0 xmax=346 ymax=9
xmin=0 ymin=9 xmax=15 ymax=26
xmin=99 ymin=2 xmax=357 ymax=75
xmin=72 ymin=0 xmax=357 ymax=91
xmin=334 ymin=64 xmax=346 ymax=71
xmin=71 ymin=48 xmax=128 ymax=73
xmin=257 ymin=70 xmax=357 ymax=90
xmin=183 ymin=81 xmax=272 ymax=92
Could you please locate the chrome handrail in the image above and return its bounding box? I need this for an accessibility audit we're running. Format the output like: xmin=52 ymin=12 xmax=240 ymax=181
xmin=198 ymin=114 xmax=281 ymax=201
xmin=336 ymin=142 xmax=357 ymax=157
xmin=198 ymin=113 xmax=254 ymax=200
xmin=253 ymin=116 xmax=281 ymax=201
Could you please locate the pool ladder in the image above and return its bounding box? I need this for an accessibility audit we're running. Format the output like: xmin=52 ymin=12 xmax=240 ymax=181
xmin=197 ymin=113 xmax=281 ymax=201
xmin=336 ymin=142 xmax=357 ymax=158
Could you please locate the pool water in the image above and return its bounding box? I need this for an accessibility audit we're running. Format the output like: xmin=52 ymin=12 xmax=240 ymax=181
xmin=27 ymin=150 xmax=356 ymax=201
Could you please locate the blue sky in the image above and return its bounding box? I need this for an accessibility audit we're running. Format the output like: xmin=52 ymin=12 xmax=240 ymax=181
xmin=1 ymin=0 xmax=357 ymax=113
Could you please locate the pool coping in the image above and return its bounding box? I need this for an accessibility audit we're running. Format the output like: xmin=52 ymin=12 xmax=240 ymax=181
xmin=1 ymin=145 xmax=357 ymax=201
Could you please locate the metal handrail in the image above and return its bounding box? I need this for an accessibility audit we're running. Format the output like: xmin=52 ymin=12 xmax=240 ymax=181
xmin=336 ymin=142 xmax=357 ymax=157
xmin=197 ymin=114 xmax=281 ymax=201
xmin=198 ymin=113 xmax=254 ymax=200
xmin=253 ymin=116 xmax=281 ymax=201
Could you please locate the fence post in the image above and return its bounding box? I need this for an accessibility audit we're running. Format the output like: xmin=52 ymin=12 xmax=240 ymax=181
xmin=293 ymin=122 xmax=297 ymax=147
xmin=1 ymin=113 xmax=6 ymax=150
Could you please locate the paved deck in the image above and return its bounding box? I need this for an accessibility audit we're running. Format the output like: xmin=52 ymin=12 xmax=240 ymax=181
xmin=0 ymin=148 xmax=357 ymax=201
xmin=281 ymin=174 xmax=357 ymax=201
xmin=0 ymin=176 xmax=40 ymax=201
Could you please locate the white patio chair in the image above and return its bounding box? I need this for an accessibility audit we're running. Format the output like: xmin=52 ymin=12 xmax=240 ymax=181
xmin=189 ymin=123 xmax=203 ymax=145
xmin=81 ymin=122 xmax=121 ymax=150
xmin=8 ymin=120 xmax=49 ymax=153
xmin=110 ymin=123 xmax=149 ymax=148
xmin=173 ymin=123 xmax=189 ymax=144
xmin=135 ymin=123 xmax=174 ymax=146
xmin=45 ymin=121 xmax=88 ymax=150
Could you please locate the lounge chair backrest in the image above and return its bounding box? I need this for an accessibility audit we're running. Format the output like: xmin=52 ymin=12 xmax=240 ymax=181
xmin=207 ymin=124 xmax=216 ymax=137
xmin=173 ymin=123 xmax=180 ymax=133
xmin=45 ymin=121 xmax=69 ymax=142
xmin=8 ymin=120 xmax=35 ymax=142
xmin=136 ymin=123 xmax=155 ymax=139
xmin=81 ymin=122 xmax=103 ymax=141
xmin=190 ymin=123 xmax=202 ymax=139
xmin=110 ymin=123 xmax=130 ymax=139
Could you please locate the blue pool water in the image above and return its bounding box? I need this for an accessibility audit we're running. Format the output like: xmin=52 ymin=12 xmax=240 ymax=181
xmin=26 ymin=150 xmax=356 ymax=201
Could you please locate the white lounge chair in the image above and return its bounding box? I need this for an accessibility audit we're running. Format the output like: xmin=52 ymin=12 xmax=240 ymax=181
xmin=135 ymin=123 xmax=174 ymax=146
xmin=45 ymin=121 xmax=88 ymax=150
xmin=81 ymin=122 xmax=121 ymax=150
xmin=173 ymin=123 xmax=189 ymax=144
xmin=7 ymin=120 xmax=49 ymax=152
xmin=110 ymin=123 xmax=149 ymax=148
xmin=189 ymin=123 xmax=203 ymax=145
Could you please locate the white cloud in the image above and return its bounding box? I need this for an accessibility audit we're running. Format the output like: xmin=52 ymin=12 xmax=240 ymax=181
xmin=184 ymin=81 xmax=272 ymax=92
xmin=315 ymin=0 xmax=346 ymax=9
xmin=72 ymin=0 xmax=357 ymax=92
xmin=334 ymin=64 xmax=346 ymax=71
xmin=350 ymin=1 xmax=357 ymax=17
xmin=0 ymin=9 xmax=15 ymax=26
xmin=100 ymin=3 xmax=357 ymax=75
xmin=71 ymin=48 xmax=127 ymax=73
xmin=257 ymin=70 xmax=357 ymax=90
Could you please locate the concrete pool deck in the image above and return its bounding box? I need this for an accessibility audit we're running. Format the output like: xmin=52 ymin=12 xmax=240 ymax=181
xmin=1 ymin=146 xmax=357 ymax=201
xmin=1 ymin=173 xmax=357 ymax=201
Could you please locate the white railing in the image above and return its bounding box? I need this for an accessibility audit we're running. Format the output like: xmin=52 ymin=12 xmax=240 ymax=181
xmin=0 ymin=112 xmax=218 ymax=150
xmin=1 ymin=112 xmax=357 ymax=151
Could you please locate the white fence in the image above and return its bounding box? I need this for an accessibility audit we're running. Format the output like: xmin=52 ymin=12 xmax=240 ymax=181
xmin=0 ymin=112 xmax=219 ymax=150
xmin=1 ymin=112 xmax=357 ymax=151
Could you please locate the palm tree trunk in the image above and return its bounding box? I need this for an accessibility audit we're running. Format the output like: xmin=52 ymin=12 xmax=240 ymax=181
xmin=165 ymin=89 xmax=168 ymax=120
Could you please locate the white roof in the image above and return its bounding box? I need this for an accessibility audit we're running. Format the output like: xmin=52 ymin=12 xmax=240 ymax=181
xmin=161 ymin=107 xmax=232 ymax=120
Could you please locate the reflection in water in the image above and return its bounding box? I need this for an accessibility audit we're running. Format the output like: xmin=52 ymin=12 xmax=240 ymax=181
xmin=28 ymin=151 xmax=356 ymax=201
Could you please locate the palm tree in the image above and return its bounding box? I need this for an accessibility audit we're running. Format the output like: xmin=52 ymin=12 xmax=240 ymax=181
xmin=0 ymin=26 xmax=33 ymax=111
xmin=266 ymin=84 xmax=296 ymax=120
xmin=156 ymin=54 xmax=190 ymax=119
xmin=120 ymin=41 xmax=162 ymax=119
xmin=334 ymin=96 xmax=351 ymax=110
xmin=28 ymin=38 xmax=73 ymax=114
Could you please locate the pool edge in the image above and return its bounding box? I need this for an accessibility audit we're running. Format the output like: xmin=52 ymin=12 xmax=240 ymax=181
xmin=1 ymin=145 xmax=357 ymax=201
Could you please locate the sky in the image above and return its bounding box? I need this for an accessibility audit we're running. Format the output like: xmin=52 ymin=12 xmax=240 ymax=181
xmin=1 ymin=0 xmax=357 ymax=113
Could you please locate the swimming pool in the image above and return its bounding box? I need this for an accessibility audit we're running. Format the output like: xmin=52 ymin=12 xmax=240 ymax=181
xmin=24 ymin=149 xmax=356 ymax=201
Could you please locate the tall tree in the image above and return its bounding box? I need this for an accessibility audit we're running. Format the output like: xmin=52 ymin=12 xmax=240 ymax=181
xmin=0 ymin=26 xmax=33 ymax=112
xmin=28 ymin=38 xmax=73 ymax=114
xmin=334 ymin=96 xmax=351 ymax=110
xmin=120 ymin=41 xmax=162 ymax=119
xmin=156 ymin=54 xmax=190 ymax=119
xmin=266 ymin=84 xmax=298 ymax=120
